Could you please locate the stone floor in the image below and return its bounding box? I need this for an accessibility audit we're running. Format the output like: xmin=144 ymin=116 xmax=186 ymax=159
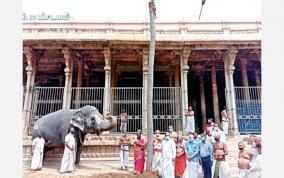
xmin=23 ymin=159 xmax=134 ymax=178
xmin=23 ymin=135 xmax=260 ymax=178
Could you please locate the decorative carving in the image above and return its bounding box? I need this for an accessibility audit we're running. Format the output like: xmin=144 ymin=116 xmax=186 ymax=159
xmin=142 ymin=48 xmax=149 ymax=68
xmin=223 ymin=47 xmax=238 ymax=71
xmin=23 ymin=47 xmax=37 ymax=73
xmin=182 ymin=48 xmax=191 ymax=65
xmin=61 ymin=48 xmax=72 ymax=74
xmin=103 ymin=48 xmax=111 ymax=70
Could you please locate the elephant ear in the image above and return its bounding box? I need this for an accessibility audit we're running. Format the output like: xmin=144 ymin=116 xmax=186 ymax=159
xmin=70 ymin=116 xmax=85 ymax=131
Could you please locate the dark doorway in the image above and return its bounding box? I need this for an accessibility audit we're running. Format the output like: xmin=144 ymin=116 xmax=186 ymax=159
xmin=154 ymin=71 xmax=169 ymax=87
xmin=117 ymin=72 xmax=142 ymax=87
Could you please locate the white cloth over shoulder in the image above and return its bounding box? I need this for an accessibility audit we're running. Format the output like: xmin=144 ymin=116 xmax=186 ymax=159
xmin=247 ymin=154 xmax=262 ymax=178
xmin=60 ymin=133 xmax=76 ymax=173
xmin=161 ymin=139 xmax=176 ymax=178
xmin=31 ymin=137 xmax=45 ymax=170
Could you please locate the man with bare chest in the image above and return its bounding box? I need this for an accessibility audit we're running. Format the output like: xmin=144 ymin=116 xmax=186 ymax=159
xmin=238 ymin=142 xmax=252 ymax=178
xmin=212 ymin=134 xmax=230 ymax=178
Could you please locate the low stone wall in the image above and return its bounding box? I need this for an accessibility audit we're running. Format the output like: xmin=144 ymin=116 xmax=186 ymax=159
xmin=23 ymin=134 xmax=138 ymax=160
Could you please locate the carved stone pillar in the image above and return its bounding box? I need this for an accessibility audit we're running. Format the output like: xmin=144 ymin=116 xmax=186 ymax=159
xmin=23 ymin=47 xmax=36 ymax=135
xmin=211 ymin=62 xmax=220 ymax=125
xmin=174 ymin=63 xmax=180 ymax=87
xmin=142 ymin=48 xmax=149 ymax=134
xmin=223 ymin=47 xmax=239 ymax=135
xmin=255 ymin=69 xmax=261 ymax=86
xmin=180 ymin=48 xmax=191 ymax=130
xmin=103 ymin=48 xmax=111 ymax=114
xmin=111 ymin=61 xmax=117 ymax=87
xmin=75 ymin=58 xmax=83 ymax=108
xmin=240 ymin=58 xmax=250 ymax=99
xmin=199 ymin=73 xmax=206 ymax=130
xmin=62 ymin=48 xmax=73 ymax=109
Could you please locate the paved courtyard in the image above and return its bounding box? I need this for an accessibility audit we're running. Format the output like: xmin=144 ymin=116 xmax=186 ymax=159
xmin=23 ymin=158 xmax=137 ymax=178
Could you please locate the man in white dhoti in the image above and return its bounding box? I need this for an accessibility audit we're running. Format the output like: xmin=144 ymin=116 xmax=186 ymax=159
xmin=221 ymin=106 xmax=230 ymax=137
xmin=185 ymin=106 xmax=195 ymax=134
xmin=247 ymin=143 xmax=262 ymax=178
xmin=184 ymin=134 xmax=200 ymax=178
xmin=60 ymin=127 xmax=76 ymax=173
xmin=161 ymin=132 xmax=176 ymax=178
xmin=212 ymin=134 xmax=230 ymax=178
xmin=119 ymin=131 xmax=130 ymax=170
xmin=152 ymin=130 xmax=163 ymax=176
xmin=30 ymin=135 xmax=45 ymax=171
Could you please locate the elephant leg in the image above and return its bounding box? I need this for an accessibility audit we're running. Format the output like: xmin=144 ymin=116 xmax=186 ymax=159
xmin=42 ymin=146 xmax=53 ymax=165
xmin=75 ymin=132 xmax=85 ymax=167
xmin=75 ymin=144 xmax=83 ymax=167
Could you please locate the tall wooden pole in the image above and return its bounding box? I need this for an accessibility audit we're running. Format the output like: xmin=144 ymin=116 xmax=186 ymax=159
xmin=146 ymin=0 xmax=156 ymax=171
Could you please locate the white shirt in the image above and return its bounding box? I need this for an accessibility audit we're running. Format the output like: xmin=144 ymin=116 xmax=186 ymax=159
xmin=64 ymin=133 xmax=75 ymax=154
xmin=161 ymin=139 xmax=176 ymax=160
xmin=32 ymin=137 xmax=45 ymax=153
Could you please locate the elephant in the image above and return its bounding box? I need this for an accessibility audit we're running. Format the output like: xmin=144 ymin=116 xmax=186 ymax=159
xmin=31 ymin=105 xmax=117 ymax=166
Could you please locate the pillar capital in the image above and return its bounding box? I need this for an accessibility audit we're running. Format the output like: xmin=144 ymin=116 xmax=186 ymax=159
xmin=143 ymin=47 xmax=149 ymax=71
xmin=240 ymin=58 xmax=248 ymax=66
xmin=103 ymin=47 xmax=111 ymax=68
xmin=252 ymin=49 xmax=261 ymax=61
xmin=181 ymin=48 xmax=191 ymax=66
xmin=23 ymin=47 xmax=37 ymax=72
xmin=224 ymin=47 xmax=238 ymax=64
xmin=223 ymin=47 xmax=238 ymax=72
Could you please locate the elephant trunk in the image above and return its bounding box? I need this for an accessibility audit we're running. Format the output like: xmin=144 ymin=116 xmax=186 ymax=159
xmin=99 ymin=115 xmax=117 ymax=131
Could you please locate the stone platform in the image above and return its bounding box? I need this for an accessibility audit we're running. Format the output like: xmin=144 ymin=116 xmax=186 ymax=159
xmin=23 ymin=134 xmax=138 ymax=159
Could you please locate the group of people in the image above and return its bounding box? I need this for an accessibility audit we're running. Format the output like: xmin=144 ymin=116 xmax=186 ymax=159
xmin=30 ymin=106 xmax=261 ymax=178
xmin=30 ymin=127 xmax=77 ymax=174
xmin=119 ymin=122 xmax=261 ymax=178
xmin=123 ymin=123 xmax=230 ymax=178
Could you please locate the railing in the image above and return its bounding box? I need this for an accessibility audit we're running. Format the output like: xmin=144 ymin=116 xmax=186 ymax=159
xmin=110 ymin=87 xmax=182 ymax=133
xmin=110 ymin=87 xmax=142 ymax=133
xmin=234 ymin=87 xmax=261 ymax=134
xmin=23 ymin=86 xmax=183 ymax=134
xmin=153 ymin=87 xmax=182 ymax=132
xmin=29 ymin=87 xmax=64 ymax=133
xmin=70 ymin=87 xmax=104 ymax=113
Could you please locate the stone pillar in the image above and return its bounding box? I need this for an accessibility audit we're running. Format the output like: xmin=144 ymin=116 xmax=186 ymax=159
xmin=75 ymin=58 xmax=83 ymax=108
xmin=111 ymin=61 xmax=117 ymax=87
xmin=23 ymin=47 xmax=36 ymax=135
xmin=223 ymin=47 xmax=239 ymax=135
xmin=211 ymin=62 xmax=220 ymax=125
xmin=103 ymin=48 xmax=111 ymax=114
xmin=240 ymin=58 xmax=250 ymax=99
xmin=199 ymin=73 xmax=206 ymax=131
xmin=62 ymin=49 xmax=73 ymax=109
xmin=142 ymin=48 xmax=149 ymax=135
xmin=174 ymin=64 xmax=180 ymax=87
xmin=255 ymin=69 xmax=261 ymax=86
xmin=180 ymin=48 xmax=191 ymax=130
